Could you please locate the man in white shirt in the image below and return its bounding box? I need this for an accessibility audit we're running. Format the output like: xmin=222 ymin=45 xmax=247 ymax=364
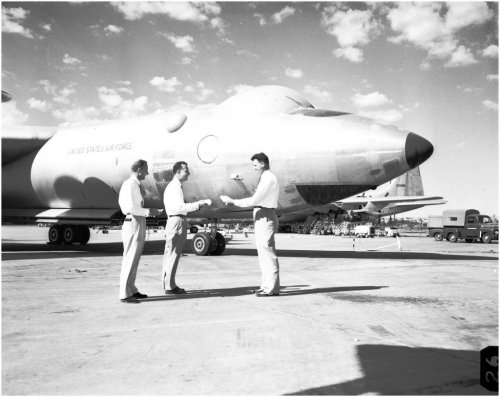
xmin=118 ymin=159 xmax=162 ymax=303
xmin=221 ymin=152 xmax=280 ymax=297
xmin=163 ymin=161 xmax=211 ymax=294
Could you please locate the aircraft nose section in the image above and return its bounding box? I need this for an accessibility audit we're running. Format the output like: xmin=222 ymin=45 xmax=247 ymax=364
xmin=405 ymin=132 xmax=434 ymax=168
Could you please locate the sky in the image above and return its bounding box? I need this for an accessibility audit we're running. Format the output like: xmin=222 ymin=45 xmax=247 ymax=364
xmin=2 ymin=1 xmax=498 ymax=219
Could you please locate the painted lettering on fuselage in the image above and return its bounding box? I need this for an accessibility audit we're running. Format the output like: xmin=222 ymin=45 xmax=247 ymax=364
xmin=67 ymin=142 xmax=133 ymax=155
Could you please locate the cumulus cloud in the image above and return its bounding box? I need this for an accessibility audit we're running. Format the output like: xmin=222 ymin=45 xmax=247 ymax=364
xmin=487 ymin=74 xmax=498 ymax=81
xmin=254 ymin=13 xmax=266 ymax=26
xmin=227 ymin=84 xmax=255 ymax=96
xmin=352 ymin=92 xmax=392 ymax=108
xmin=272 ymin=6 xmax=295 ymax=24
xmin=2 ymin=101 xmax=29 ymax=125
xmin=359 ymin=109 xmax=403 ymax=124
xmin=1 ymin=6 xmax=36 ymax=38
xmin=41 ymin=23 xmax=51 ymax=31
xmin=181 ymin=57 xmax=193 ymax=65
xmin=483 ymin=100 xmax=498 ymax=111
xmin=149 ymin=76 xmax=182 ymax=93
xmin=482 ymin=44 xmax=498 ymax=58
xmin=52 ymin=107 xmax=100 ymax=126
xmin=321 ymin=5 xmax=380 ymax=63
xmin=63 ymin=54 xmax=82 ymax=65
xmin=112 ymin=2 xmax=224 ymax=34
xmin=54 ymin=85 xmax=76 ymax=105
xmin=97 ymin=86 xmax=148 ymax=118
xmin=285 ymin=67 xmax=303 ymax=79
xmin=387 ymin=2 xmax=493 ymax=68
xmin=444 ymin=45 xmax=478 ymax=67
xmin=160 ymin=33 xmax=195 ymax=53
xmin=104 ymin=24 xmax=124 ymax=35
xmin=303 ymin=85 xmax=332 ymax=104
xmin=334 ymin=46 xmax=363 ymax=63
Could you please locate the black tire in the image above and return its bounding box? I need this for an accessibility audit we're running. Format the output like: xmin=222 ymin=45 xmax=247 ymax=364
xmin=78 ymin=226 xmax=91 ymax=245
xmin=434 ymin=232 xmax=443 ymax=241
xmin=481 ymin=233 xmax=492 ymax=244
xmin=448 ymin=232 xmax=458 ymax=243
xmin=284 ymin=225 xmax=292 ymax=233
xmin=190 ymin=226 xmax=199 ymax=234
xmin=63 ymin=225 xmax=77 ymax=244
xmin=192 ymin=233 xmax=212 ymax=256
xmin=211 ymin=232 xmax=226 ymax=255
xmin=48 ymin=225 xmax=63 ymax=244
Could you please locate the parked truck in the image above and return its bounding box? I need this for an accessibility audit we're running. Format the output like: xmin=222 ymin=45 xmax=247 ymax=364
xmin=428 ymin=209 xmax=498 ymax=243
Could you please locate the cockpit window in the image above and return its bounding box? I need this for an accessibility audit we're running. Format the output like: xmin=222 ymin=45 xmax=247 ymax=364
xmin=289 ymin=108 xmax=350 ymax=117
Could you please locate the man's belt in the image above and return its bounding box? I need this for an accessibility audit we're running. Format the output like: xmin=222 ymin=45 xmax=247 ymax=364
xmin=169 ymin=214 xmax=186 ymax=218
xmin=254 ymin=206 xmax=275 ymax=210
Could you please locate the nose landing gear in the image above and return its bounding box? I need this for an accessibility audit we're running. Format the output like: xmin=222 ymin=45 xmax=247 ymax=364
xmin=191 ymin=219 xmax=226 ymax=256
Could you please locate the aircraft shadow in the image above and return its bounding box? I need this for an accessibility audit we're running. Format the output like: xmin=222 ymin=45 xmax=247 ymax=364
xmin=139 ymin=285 xmax=387 ymax=302
xmin=1 ymin=240 xmax=496 ymax=261
xmin=285 ymin=344 xmax=490 ymax=395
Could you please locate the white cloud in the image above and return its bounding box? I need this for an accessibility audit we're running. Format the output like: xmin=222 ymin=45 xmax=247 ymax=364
xmin=445 ymin=2 xmax=493 ymax=31
xmin=1 ymin=6 xmax=35 ymax=38
xmin=181 ymin=57 xmax=193 ymax=65
xmin=227 ymin=85 xmax=255 ymax=96
xmin=97 ymin=87 xmax=148 ymax=118
xmin=54 ymin=86 xmax=76 ymax=105
xmin=236 ymin=49 xmax=258 ymax=58
xmin=254 ymin=13 xmax=266 ymax=26
xmin=487 ymin=74 xmax=498 ymax=82
xmin=303 ymin=85 xmax=332 ymax=104
xmin=149 ymin=76 xmax=181 ymax=93
xmin=387 ymin=2 xmax=493 ymax=68
xmin=444 ymin=45 xmax=478 ymax=68
xmin=285 ymin=68 xmax=303 ymax=79
xmin=334 ymin=46 xmax=363 ymax=63
xmin=359 ymin=109 xmax=403 ymax=124
xmin=112 ymin=2 xmax=224 ymax=34
xmin=272 ymin=6 xmax=295 ymax=24
xmin=41 ymin=23 xmax=51 ymax=31
xmin=27 ymin=98 xmax=51 ymax=112
xmin=482 ymin=44 xmax=499 ymax=58
xmin=352 ymin=92 xmax=392 ymax=108
xmin=321 ymin=5 xmax=380 ymax=48
xmin=482 ymin=100 xmax=498 ymax=111
xmin=39 ymin=80 xmax=58 ymax=95
xmin=52 ymin=107 xmax=100 ymax=126
xmin=160 ymin=33 xmax=195 ymax=53
xmin=2 ymin=101 xmax=29 ymax=125
xmin=63 ymin=54 xmax=82 ymax=65
xmin=104 ymin=24 xmax=124 ymax=35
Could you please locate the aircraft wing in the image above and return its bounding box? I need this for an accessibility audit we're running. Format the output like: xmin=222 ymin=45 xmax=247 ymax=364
xmin=335 ymin=195 xmax=444 ymax=208
xmin=391 ymin=198 xmax=447 ymax=208
xmin=2 ymin=125 xmax=58 ymax=165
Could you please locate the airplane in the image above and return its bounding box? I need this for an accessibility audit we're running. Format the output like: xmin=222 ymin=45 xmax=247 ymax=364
xmin=333 ymin=166 xmax=446 ymax=218
xmin=2 ymin=85 xmax=434 ymax=255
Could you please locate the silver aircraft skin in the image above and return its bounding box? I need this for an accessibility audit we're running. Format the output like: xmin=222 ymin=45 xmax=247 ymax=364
xmin=2 ymin=86 xmax=434 ymax=247
xmin=334 ymin=167 xmax=446 ymax=217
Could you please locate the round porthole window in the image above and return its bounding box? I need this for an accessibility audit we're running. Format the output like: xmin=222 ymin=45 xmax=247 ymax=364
xmin=197 ymin=135 xmax=219 ymax=164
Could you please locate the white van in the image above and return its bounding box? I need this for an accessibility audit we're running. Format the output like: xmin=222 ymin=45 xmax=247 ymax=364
xmin=354 ymin=225 xmax=375 ymax=238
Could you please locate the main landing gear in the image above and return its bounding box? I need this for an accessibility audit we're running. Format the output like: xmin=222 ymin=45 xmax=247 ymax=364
xmin=191 ymin=219 xmax=226 ymax=256
xmin=48 ymin=225 xmax=91 ymax=245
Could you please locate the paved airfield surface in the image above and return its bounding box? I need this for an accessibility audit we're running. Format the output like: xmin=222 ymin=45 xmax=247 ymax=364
xmin=2 ymin=225 xmax=498 ymax=395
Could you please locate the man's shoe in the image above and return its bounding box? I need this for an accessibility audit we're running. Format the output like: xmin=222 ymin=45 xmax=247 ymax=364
xmin=132 ymin=292 xmax=148 ymax=299
xmin=252 ymin=288 xmax=264 ymax=294
xmin=120 ymin=296 xmax=140 ymax=303
xmin=255 ymin=291 xmax=279 ymax=297
xmin=165 ymin=286 xmax=186 ymax=295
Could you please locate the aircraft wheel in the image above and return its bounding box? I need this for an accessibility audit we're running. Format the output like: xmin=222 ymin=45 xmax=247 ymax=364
xmin=448 ymin=232 xmax=458 ymax=243
xmin=63 ymin=225 xmax=77 ymax=244
xmin=190 ymin=226 xmax=198 ymax=234
xmin=192 ymin=232 xmax=212 ymax=256
xmin=48 ymin=225 xmax=63 ymax=244
xmin=211 ymin=232 xmax=226 ymax=255
xmin=434 ymin=232 xmax=443 ymax=241
xmin=481 ymin=233 xmax=492 ymax=244
xmin=78 ymin=226 xmax=91 ymax=245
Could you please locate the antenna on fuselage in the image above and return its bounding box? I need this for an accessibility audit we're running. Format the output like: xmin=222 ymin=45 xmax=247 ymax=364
xmin=2 ymin=91 xmax=12 ymax=103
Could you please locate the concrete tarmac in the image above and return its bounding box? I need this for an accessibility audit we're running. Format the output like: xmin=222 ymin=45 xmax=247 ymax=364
xmin=2 ymin=225 xmax=498 ymax=395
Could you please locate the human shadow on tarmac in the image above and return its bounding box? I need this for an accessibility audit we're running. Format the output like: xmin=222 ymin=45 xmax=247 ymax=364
xmin=285 ymin=344 xmax=490 ymax=395
xmin=139 ymin=285 xmax=387 ymax=302
xmin=1 ymin=241 xmax=496 ymax=261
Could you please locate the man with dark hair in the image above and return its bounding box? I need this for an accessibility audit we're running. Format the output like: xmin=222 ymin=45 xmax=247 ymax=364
xmin=118 ymin=159 xmax=162 ymax=303
xmin=220 ymin=152 xmax=280 ymax=297
xmin=163 ymin=161 xmax=211 ymax=294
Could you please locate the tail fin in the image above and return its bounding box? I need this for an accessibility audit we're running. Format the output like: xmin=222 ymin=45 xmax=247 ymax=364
xmin=386 ymin=167 xmax=424 ymax=197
